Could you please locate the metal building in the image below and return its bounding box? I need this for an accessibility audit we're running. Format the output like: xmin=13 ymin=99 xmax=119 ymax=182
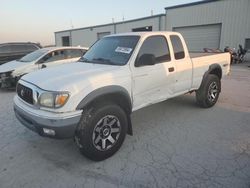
xmin=55 ymin=0 xmax=249 ymax=60
xmin=55 ymin=14 xmax=166 ymax=47
xmin=165 ymin=0 xmax=250 ymax=54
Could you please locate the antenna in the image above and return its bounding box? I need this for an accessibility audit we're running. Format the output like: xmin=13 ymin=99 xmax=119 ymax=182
xmin=70 ymin=19 xmax=74 ymax=29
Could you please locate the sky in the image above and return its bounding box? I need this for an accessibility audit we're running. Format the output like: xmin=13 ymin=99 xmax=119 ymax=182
xmin=0 ymin=0 xmax=199 ymax=46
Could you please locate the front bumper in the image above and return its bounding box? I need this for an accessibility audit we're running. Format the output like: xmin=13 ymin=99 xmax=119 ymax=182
xmin=14 ymin=97 xmax=82 ymax=139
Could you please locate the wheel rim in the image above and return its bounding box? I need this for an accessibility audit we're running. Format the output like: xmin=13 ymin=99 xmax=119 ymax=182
xmin=208 ymin=81 xmax=218 ymax=102
xmin=92 ymin=115 xmax=121 ymax=151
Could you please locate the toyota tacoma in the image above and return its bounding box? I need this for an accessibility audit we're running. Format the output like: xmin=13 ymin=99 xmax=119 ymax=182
xmin=14 ymin=32 xmax=230 ymax=161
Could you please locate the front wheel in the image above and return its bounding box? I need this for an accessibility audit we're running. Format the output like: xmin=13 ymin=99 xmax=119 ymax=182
xmin=75 ymin=103 xmax=128 ymax=161
xmin=196 ymin=74 xmax=221 ymax=108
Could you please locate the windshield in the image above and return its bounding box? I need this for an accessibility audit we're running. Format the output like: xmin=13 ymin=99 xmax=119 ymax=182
xmin=19 ymin=48 xmax=49 ymax=62
xmin=80 ymin=36 xmax=140 ymax=65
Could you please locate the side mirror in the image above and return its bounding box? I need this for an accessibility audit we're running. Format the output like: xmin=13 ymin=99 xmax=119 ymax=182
xmin=135 ymin=54 xmax=156 ymax=67
xmin=41 ymin=64 xmax=47 ymax=69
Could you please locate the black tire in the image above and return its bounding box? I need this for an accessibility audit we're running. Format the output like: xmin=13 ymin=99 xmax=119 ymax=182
xmin=196 ymin=74 xmax=221 ymax=108
xmin=75 ymin=102 xmax=128 ymax=161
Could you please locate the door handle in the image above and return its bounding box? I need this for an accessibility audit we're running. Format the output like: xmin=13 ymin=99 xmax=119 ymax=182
xmin=168 ymin=67 xmax=175 ymax=72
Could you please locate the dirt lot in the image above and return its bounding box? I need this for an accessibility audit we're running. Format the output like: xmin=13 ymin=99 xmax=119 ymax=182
xmin=0 ymin=63 xmax=250 ymax=188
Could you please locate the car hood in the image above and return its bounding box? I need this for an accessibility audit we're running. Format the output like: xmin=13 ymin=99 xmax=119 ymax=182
xmin=0 ymin=60 xmax=30 ymax=73
xmin=21 ymin=62 xmax=128 ymax=91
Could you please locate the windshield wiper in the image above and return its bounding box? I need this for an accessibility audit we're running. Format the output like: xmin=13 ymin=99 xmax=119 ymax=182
xmin=78 ymin=57 xmax=93 ymax=63
xmin=92 ymin=58 xmax=117 ymax=65
xmin=18 ymin=59 xmax=29 ymax=62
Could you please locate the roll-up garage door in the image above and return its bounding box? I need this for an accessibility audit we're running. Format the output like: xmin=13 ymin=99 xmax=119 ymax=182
xmin=173 ymin=24 xmax=221 ymax=52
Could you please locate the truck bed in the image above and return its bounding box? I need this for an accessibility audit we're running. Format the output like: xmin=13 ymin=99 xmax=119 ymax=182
xmin=190 ymin=52 xmax=226 ymax=58
xmin=190 ymin=52 xmax=231 ymax=89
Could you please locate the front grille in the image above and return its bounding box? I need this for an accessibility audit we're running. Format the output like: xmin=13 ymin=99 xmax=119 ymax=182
xmin=17 ymin=83 xmax=33 ymax=105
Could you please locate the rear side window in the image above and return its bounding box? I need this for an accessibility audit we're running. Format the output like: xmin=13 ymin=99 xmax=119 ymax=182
xmin=10 ymin=45 xmax=25 ymax=53
xmin=43 ymin=50 xmax=65 ymax=63
xmin=137 ymin=35 xmax=171 ymax=65
xmin=0 ymin=46 xmax=11 ymax=53
xmin=26 ymin=44 xmax=39 ymax=51
xmin=170 ymin=35 xmax=185 ymax=60
xmin=65 ymin=49 xmax=83 ymax=59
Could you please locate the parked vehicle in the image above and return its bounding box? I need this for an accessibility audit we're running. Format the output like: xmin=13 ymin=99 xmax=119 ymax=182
xmin=0 ymin=47 xmax=88 ymax=88
xmin=237 ymin=44 xmax=247 ymax=63
xmin=14 ymin=32 xmax=230 ymax=161
xmin=0 ymin=42 xmax=41 ymax=65
xmin=224 ymin=46 xmax=237 ymax=64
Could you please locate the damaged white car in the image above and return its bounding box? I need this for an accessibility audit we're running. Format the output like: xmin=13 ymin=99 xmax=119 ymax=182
xmin=0 ymin=46 xmax=87 ymax=88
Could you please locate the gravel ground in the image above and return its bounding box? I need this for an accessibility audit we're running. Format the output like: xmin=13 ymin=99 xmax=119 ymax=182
xmin=0 ymin=63 xmax=250 ymax=188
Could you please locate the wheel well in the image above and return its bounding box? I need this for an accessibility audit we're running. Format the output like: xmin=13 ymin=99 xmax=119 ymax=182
xmin=209 ymin=68 xmax=222 ymax=79
xmin=88 ymin=93 xmax=132 ymax=115
xmin=85 ymin=93 xmax=133 ymax=135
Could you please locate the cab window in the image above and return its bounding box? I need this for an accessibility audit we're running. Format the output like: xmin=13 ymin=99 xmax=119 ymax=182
xmin=136 ymin=35 xmax=170 ymax=67
xmin=170 ymin=35 xmax=185 ymax=60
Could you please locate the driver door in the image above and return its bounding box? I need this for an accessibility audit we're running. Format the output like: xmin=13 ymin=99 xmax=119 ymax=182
xmin=131 ymin=35 xmax=176 ymax=110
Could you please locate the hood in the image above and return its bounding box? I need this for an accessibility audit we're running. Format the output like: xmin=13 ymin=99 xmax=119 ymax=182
xmin=21 ymin=62 xmax=128 ymax=91
xmin=0 ymin=60 xmax=30 ymax=73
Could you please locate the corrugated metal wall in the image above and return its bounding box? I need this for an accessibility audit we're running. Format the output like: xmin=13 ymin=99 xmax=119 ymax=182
xmin=55 ymin=15 xmax=165 ymax=47
xmin=174 ymin=24 xmax=222 ymax=51
xmin=166 ymin=0 xmax=250 ymax=51
xmin=71 ymin=25 xmax=115 ymax=47
xmin=115 ymin=16 xmax=165 ymax=33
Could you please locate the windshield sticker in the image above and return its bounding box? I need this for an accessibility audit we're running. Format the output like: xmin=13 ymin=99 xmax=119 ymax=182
xmin=115 ymin=47 xmax=133 ymax=54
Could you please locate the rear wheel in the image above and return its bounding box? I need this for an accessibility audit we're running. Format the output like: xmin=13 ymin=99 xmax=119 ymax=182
xmin=196 ymin=74 xmax=220 ymax=108
xmin=75 ymin=103 xmax=128 ymax=161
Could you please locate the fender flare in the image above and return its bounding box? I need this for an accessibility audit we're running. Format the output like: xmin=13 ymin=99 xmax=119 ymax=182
xmin=203 ymin=63 xmax=222 ymax=80
xmin=76 ymin=85 xmax=133 ymax=135
xmin=199 ymin=63 xmax=222 ymax=91
xmin=76 ymin=86 xmax=131 ymax=111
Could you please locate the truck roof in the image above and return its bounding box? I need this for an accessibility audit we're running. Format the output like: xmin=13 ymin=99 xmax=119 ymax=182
xmin=0 ymin=42 xmax=41 ymax=46
xmin=106 ymin=31 xmax=180 ymax=38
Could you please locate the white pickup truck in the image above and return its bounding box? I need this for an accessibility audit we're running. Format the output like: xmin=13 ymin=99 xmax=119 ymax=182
xmin=14 ymin=32 xmax=230 ymax=161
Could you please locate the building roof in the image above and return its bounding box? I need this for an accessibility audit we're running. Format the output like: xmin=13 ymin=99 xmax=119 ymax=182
xmin=165 ymin=0 xmax=220 ymax=10
xmin=106 ymin=31 xmax=180 ymax=38
xmin=55 ymin=14 xmax=166 ymax=34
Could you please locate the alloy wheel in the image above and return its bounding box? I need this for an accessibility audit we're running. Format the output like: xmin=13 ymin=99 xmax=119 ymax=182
xmin=207 ymin=81 xmax=218 ymax=102
xmin=92 ymin=115 xmax=121 ymax=151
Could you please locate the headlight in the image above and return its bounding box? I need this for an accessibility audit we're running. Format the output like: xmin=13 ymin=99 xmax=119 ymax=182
xmin=39 ymin=92 xmax=69 ymax=108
